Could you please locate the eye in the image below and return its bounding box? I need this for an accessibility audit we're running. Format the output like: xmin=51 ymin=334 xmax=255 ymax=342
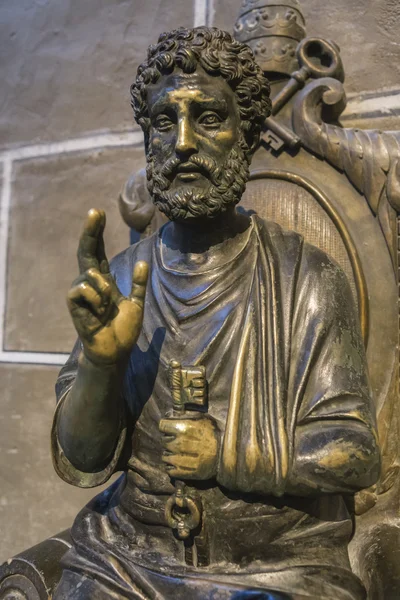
xmin=199 ymin=112 xmax=223 ymax=127
xmin=153 ymin=115 xmax=174 ymax=132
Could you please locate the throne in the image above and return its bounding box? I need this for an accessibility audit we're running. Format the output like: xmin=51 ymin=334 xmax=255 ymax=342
xmin=1 ymin=1 xmax=399 ymax=598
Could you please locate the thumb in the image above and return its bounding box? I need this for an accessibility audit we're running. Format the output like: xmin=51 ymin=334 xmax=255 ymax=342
xmin=130 ymin=261 xmax=149 ymax=305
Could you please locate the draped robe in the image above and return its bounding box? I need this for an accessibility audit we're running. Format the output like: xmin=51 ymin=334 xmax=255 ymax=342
xmin=52 ymin=216 xmax=379 ymax=600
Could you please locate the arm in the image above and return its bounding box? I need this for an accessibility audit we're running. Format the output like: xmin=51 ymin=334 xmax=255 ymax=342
xmin=287 ymin=417 xmax=380 ymax=496
xmin=285 ymin=246 xmax=380 ymax=497
xmin=56 ymin=355 xmax=125 ymax=473
xmin=52 ymin=209 xmax=148 ymax=485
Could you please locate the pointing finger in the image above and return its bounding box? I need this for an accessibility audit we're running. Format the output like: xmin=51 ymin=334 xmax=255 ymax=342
xmin=96 ymin=216 xmax=110 ymax=275
xmin=77 ymin=209 xmax=107 ymax=274
xmin=130 ymin=261 xmax=149 ymax=304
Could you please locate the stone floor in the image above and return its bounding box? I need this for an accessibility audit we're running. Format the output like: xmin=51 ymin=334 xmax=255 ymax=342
xmin=0 ymin=0 xmax=399 ymax=563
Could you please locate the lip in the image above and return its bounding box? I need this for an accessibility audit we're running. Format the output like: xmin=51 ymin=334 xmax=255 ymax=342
xmin=176 ymin=172 xmax=201 ymax=181
xmin=175 ymin=162 xmax=202 ymax=182
xmin=177 ymin=162 xmax=201 ymax=173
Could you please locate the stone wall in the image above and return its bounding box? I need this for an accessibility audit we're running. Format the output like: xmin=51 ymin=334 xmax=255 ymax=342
xmin=0 ymin=0 xmax=399 ymax=562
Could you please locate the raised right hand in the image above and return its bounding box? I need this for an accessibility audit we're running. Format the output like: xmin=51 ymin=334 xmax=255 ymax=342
xmin=67 ymin=208 xmax=148 ymax=367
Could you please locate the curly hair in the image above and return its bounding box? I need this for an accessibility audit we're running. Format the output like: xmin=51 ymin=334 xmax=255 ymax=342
xmin=130 ymin=27 xmax=271 ymax=155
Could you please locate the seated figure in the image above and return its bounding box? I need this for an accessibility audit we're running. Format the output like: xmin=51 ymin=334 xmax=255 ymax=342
xmin=51 ymin=27 xmax=380 ymax=600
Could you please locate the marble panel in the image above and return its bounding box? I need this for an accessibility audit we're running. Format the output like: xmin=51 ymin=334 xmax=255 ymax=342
xmin=0 ymin=0 xmax=194 ymax=148
xmin=0 ymin=363 xmax=116 ymax=562
xmin=5 ymin=145 xmax=146 ymax=353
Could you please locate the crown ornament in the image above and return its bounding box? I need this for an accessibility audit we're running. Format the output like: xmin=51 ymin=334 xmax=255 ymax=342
xmin=234 ymin=0 xmax=306 ymax=75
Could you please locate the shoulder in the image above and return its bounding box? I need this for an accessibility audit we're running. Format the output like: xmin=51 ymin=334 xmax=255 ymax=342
xmin=256 ymin=216 xmax=304 ymax=252
xmin=110 ymin=231 xmax=157 ymax=272
xmin=255 ymin=216 xmax=354 ymax=308
xmin=256 ymin=216 xmax=348 ymax=283
xmin=299 ymin=240 xmax=352 ymax=297
xmin=296 ymin=240 xmax=356 ymax=324
xmin=254 ymin=217 xmax=304 ymax=281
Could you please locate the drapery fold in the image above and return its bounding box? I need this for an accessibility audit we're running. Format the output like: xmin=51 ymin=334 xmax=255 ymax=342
xmin=218 ymin=219 xmax=303 ymax=496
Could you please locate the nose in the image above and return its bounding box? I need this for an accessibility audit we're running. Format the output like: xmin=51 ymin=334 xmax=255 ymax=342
xmin=175 ymin=116 xmax=198 ymax=158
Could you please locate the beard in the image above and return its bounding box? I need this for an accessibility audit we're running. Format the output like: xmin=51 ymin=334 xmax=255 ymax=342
xmin=146 ymin=141 xmax=250 ymax=221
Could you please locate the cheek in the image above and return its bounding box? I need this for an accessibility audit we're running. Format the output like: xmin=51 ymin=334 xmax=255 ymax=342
xmin=150 ymin=133 xmax=175 ymax=160
xmin=150 ymin=134 xmax=178 ymax=168
xmin=202 ymin=128 xmax=238 ymax=156
xmin=150 ymin=134 xmax=162 ymax=154
xmin=215 ymin=130 xmax=237 ymax=147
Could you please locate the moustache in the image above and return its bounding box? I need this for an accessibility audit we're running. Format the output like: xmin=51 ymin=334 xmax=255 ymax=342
xmin=158 ymin=155 xmax=221 ymax=185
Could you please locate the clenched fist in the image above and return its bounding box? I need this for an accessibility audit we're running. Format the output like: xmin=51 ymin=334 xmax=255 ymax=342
xmin=159 ymin=414 xmax=221 ymax=480
xmin=67 ymin=208 xmax=148 ymax=367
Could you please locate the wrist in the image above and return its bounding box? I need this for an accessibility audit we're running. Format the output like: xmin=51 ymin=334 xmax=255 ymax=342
xmin=74 ymin=351 xmax=127 ymax=404
xmin=79 ymin=350 xmax=128 ymax=374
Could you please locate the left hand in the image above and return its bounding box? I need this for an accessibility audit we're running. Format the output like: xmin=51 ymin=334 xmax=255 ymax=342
xmin=159 ymin=414 xmax=220 ymax=480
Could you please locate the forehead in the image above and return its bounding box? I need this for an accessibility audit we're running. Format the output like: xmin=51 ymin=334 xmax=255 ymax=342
xmin=146 ymin=66 xmax=236 ymax=111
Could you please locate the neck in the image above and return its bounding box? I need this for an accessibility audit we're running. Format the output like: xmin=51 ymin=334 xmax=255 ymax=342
xmin=162 ymin=206 xmax=250 ymax=254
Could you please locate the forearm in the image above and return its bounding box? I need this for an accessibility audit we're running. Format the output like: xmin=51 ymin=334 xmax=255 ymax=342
xmin=57 ymin=352 xmax=126 ymax=472
xmin=286 ymin=420 xmax=381 ymax=497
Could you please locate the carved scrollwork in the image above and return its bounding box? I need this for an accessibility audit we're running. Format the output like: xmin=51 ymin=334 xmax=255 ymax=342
xmin=118 ymin=168 xmax=155 ymax=234
xmin=240 ymin=0 xmax=260 ymax=9
xmin=292 ymin=77 xmax=400 ymax=270
xmin=292 ymin=78 xmax=400 ymax=216
xmin=0 ymin=532 xmax=71 ymax=600
xmin=0 ymin=574 xmax=41 ymax=600
xmin=239 ymin=0 xmax=303 ymax=14
xmin=118 ymin=167 xmax=168 ymax=236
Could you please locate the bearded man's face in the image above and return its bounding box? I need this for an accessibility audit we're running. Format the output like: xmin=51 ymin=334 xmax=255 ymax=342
xmin=145 ymin=65 xmax=251 ymax=222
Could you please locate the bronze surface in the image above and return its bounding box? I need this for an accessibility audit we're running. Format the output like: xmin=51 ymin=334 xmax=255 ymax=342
xmin=2 ymin=4 xmax=399 ymax=599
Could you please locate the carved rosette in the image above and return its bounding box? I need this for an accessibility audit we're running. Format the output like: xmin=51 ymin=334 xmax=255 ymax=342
xmin=234 ymin=0 xmax=306 ymax=75
xmin=0 ymin=532 xmax=71 ymax=600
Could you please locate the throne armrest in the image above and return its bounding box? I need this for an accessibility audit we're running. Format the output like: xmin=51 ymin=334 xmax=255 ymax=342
xmin=0 ymin=530 xmax=71 ymax=600
xmin=352 ymin=519 xmax=400 ymax=600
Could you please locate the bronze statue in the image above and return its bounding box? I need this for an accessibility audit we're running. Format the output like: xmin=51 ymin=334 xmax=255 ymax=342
xmin=47 ymin=26 xmax=380 ymax=600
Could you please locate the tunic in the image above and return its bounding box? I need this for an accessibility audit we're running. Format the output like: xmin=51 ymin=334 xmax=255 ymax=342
xmin=52 ymin=216 xmax=379 ymax=600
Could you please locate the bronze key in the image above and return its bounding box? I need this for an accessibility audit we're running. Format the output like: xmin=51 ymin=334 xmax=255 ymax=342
xmin=270 ymin=36 xmax=344 ymax=117
xmin=262 ymin=37 xmax=344 ymax=150
xmin=164 ymin=361 xmax=207 ymax=546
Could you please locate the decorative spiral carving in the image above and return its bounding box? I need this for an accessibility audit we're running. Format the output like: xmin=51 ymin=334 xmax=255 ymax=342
xmin=0 ymin=574 xmax=41 ymax=600
xmin=0 ymin=532 xmax=71 ymax=600
xmin=292 ymin=77 xmax=400 ymax=216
